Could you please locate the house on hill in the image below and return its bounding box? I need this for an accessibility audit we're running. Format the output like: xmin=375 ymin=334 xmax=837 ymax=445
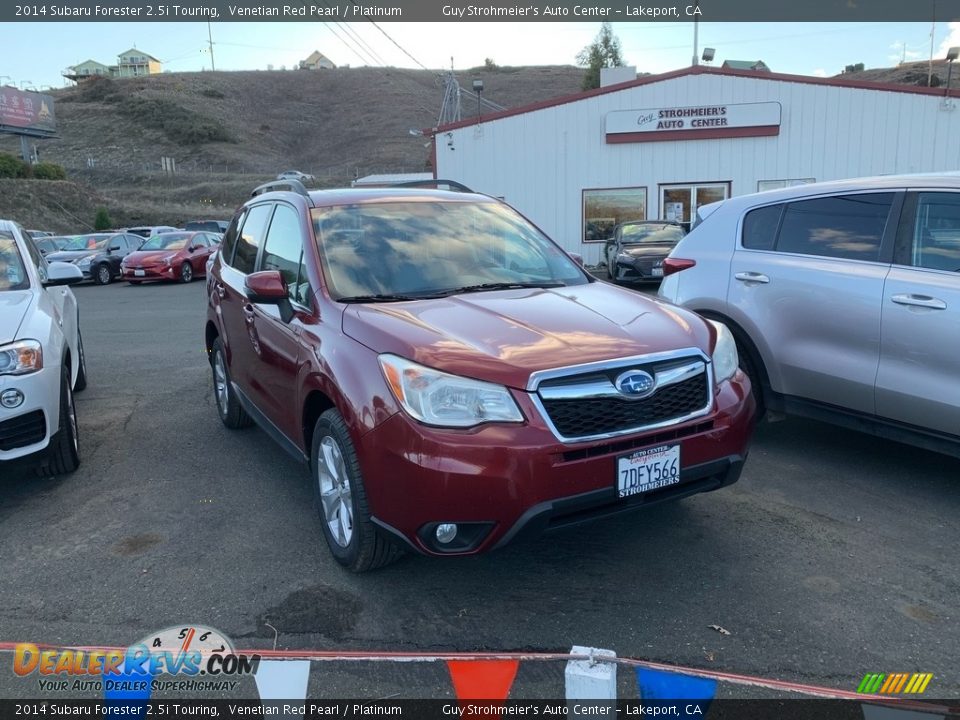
xmin=722 ymin=60 xmax=771 ymax=72
xmin=115 ymin=49 xmax=162 ymax=77
xmin=300 ymin=51 xmax=336 ymax=70
xmin=64 ymin=59 xmax=113 ymax=81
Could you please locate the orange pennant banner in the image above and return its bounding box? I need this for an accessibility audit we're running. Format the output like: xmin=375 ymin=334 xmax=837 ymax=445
xmin=447 ymin=659 xmax=520 ymax=703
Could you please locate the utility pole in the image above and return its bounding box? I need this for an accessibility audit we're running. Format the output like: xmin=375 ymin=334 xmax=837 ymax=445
xmin=207 ymin=22 xmax=216 ymax=71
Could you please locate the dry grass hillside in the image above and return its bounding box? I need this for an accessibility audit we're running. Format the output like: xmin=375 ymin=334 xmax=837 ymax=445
xmin=0 ymin=65 xmax=585 ymax=230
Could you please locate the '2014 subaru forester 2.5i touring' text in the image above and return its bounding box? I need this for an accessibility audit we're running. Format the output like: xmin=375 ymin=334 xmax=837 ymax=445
xmin=205 ymin=180 xmax=756 ymax=571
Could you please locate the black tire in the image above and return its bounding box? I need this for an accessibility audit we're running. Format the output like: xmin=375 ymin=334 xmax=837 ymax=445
xmin=736 ymin=338 xmax=766 ymax=422
xmin=73 ymin=329 xmax=88 ymax=392
xmin=211 ymin=338 xmax=252 ymax=429
xmin=180 ymin=263 xmax=194 ymax=283
xmin=39 ymin=363 xmax=80 ymax=476
xmin=94 ymin=263 xmax=112 ymax=285
xmin=311 ymin=408 xmax=401 ymax=573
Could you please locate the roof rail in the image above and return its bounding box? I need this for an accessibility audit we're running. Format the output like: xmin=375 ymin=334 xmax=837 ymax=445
xmin=394 ymin=178 xmax=474 ymax=193
xmin=251 ymin=179 xmax=314 ymax=204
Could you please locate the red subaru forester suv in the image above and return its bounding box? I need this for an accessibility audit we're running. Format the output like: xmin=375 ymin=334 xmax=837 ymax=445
xmin=205 ymin=181 xmax=756 ymax=572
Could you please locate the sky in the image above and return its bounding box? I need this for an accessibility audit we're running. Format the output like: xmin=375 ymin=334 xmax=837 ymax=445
xmin=3 ymin=20 xmax=960 ymax=93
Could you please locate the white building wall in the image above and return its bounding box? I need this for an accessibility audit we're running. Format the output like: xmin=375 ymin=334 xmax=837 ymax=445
xmin=436 ymin=72 xmax=960 ymax=263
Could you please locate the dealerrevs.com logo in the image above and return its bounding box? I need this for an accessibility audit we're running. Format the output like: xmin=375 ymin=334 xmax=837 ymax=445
xmin=14 ymin=625 xmax=261 ymax=693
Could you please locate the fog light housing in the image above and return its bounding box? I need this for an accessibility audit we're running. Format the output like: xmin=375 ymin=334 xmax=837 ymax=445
xmin=1 ymin=389 xmax=25 ymax=409
xmin=435 ymin=523 xmax=458 ymax=544
xmin=418 ymin=522 xmax=495 ymax=554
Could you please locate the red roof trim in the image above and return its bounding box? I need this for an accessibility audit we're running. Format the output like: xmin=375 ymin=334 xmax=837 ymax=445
xmin=606 ymin=125 xmax=780 ymax=144
xmin=428 ymin=65 xmax=960 ymax=135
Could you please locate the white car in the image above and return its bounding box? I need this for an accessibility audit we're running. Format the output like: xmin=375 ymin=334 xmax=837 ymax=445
xmin=0 ymin=220 xmax=87 ymax=475
xmin=276 ymin=170 xmax=314 ymax=183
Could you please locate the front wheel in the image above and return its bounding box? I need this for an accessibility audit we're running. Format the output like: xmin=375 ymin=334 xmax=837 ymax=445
xmin=39 ymin=364 xmax=80 ymax=476
xmin=73 ymin=329 xmax=87 ymax=392
xmin=94 ymin=263 xmax=112 ymax=285
xmin=312 ymin=409 xmax=401 ymax=573
xmin=180 ymin=263 xmax=194 ymax=283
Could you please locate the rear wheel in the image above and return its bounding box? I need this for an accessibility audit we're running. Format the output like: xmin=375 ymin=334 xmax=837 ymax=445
xmin=180 ymin=263 xmax=193 ymax=283
xmin=39 ymin=364 xmax=80 ymax=476
xmin=312 ymin=408 xmax=401 ymax=572
xmin=94 ymin=263 xmax=112 ymax=285
xmin=211 ymin=338 xmax=252 ymax=429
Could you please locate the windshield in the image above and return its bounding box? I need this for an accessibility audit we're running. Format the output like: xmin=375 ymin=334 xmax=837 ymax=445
xmin=0 ymin=234 xmax=30 ymax=292
xmin=620 ymin=224 xmax=685 ymax=245
xmin=139 ymin=233 xmax=190 ymax=250
xmin=63 ymin=234 xmax=112 ymax=251
xmin=312 ymin=200 xmax=588 ymax=301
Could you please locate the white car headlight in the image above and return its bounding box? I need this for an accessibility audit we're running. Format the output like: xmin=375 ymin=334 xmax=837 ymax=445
xmin=708 ymin=320 xmax=739 ymax=385
xmin=379 ymin=354 xmax=523 ymax=428
xmin=0 ymin=340 xmax=43 ymax=376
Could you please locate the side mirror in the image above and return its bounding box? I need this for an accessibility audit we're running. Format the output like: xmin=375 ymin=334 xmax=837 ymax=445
xmin=245 ymin=270 xmax=293 ymax=322
xmin=568 ymin=252 xmax=584 ymax=267
xmin=188 ymin=246 xmax=198 ymax=253
xmin=44 ymin=261 xmax=84 ymax=286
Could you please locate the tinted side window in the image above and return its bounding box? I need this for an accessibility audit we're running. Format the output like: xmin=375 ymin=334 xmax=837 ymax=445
xmin=232 ymin=205 xmax=273 ymax=274
xmin=21 ymin=232 xmax=48 ymax=283
xmin=894 ymin=192 xmax=960 ymax=272
xmin=742 ymin=204 xmax=782 ymax=250
xmin=220 ymin=209 xmax=247 ymax=267
xmin=260 ymin=204 xmax=304 ymax=301
xmin=776 ymin=193 xmax=893 ymax=262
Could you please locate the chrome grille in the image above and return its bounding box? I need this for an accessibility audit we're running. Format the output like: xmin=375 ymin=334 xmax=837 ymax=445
xmin=529 ymin=350 xmax=713 ymax=443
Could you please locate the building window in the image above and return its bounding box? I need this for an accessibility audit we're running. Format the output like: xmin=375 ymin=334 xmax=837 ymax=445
xmin=758 ymin=178 xmax=816 ymax=192
xmin=582 ymin=187 xmax=646 ymax=243
xmin=659 ymin=183 xmax=730 ymax=228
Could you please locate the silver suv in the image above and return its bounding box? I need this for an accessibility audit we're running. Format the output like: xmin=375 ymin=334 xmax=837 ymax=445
xmin=658 ymin=173 xmax=960 ymax=458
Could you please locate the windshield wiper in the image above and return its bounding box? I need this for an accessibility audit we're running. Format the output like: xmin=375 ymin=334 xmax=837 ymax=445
xmin=338 ymin=292 xmax=447 ymax=303
xmin=446 ymin=282 xmax=566 ymax=295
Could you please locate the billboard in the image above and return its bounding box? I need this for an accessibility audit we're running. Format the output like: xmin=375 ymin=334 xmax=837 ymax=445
xmin=0 ymin=86 xmax=57 ymax=137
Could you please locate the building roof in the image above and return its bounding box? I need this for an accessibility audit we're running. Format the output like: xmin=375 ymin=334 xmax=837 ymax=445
xmin=72 ymin=59 xmax=112 ymax=69
xmin=722 ymin=60 xmax=770 ymax=71
xmin=429 ymin=64 xmax=960 ymax=135
xmin=302 ymin=51 xmax=334 ymax=65
xmin=117 ymin=49 xmax=160 ymax=62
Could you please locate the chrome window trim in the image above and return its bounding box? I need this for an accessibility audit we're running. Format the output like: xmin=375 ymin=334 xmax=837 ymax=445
xmin=527 ymin=348 xmax=714 ymax=444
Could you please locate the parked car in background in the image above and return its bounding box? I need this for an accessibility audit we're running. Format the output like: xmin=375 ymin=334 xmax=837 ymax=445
xmin=205 ymin=182 xmax=755 ymax=572
xmin=277 ymin=170 xmax=314 ymax=183
xmin=33 ymin=236 xmax=73 ymax=256
xmin=125 ymin=225 xmax=179 ymax=239
xmin=122 ymin=231 xmax=219 ymax=284
xmin=605 ymin=221 xmax=687 ymax=283
xmin=658 ymin=173 xmax=960 ymax=458
xmin=184 ymin=220 xmax=229 ymax=234
xmin=46 ymin=232 xmax=143 ymax=285
xmin=0 ymin=220 xmax=87 ymax=475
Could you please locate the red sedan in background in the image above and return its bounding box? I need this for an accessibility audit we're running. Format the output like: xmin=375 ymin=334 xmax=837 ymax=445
xmin=121 ymin=231 xmax=220 ymax=284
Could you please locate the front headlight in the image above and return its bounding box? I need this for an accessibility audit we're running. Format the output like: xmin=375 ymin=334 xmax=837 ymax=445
xmin=75 ymin=256 xmax=93 ymax=268
xmin=379 ymin=354 xmax=523 ymax=428
xmin=616 ymin=252 xmax=633 ymax=264
xmin=0 ymin=340 xmax=43 ymax=376
xmin=708 ymin=320 xmax=739 ymax=385
xmin=163 ymin=254 xmax=175 ymax=266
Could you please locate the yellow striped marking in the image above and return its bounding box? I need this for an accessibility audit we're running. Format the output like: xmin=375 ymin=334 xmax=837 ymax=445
xmin=916 ymin=674 xmax=933 ymax=694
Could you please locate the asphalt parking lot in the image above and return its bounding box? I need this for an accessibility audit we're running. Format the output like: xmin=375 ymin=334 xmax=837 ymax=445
xmin=1 ymin=280 xmax=958 ymax=699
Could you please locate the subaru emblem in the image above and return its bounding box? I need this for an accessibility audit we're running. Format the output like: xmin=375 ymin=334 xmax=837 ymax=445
xmin=614 ymin=370 xmax=656 ymax=398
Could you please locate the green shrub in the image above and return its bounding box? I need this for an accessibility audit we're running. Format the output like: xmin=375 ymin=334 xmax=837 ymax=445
xmin=32 ymin=162 xmax=67 ymax=180
xmin=120 ymin=97 xmax=233 ymax=145
xmin=94 ymin=207 xmax=112 ymax=231
xmin=200 ymin=88 xmax=226 ymax=99
xmin=0 ymin=153 xmax=30 ymax=178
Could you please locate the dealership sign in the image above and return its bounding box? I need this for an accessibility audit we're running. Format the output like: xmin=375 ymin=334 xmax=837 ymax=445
xmin=0 ymin=87 xmax=57 ymax=138
xmin=606 ymin=102 xmax=781 ymax=143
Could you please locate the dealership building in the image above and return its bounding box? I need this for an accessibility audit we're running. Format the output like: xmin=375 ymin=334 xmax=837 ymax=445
xmin=430 ymin=65 xmax=960 ymax=263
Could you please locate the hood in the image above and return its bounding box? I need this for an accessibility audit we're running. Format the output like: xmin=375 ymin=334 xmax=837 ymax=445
xmin=0 ymin=291 xmax=34 ymax=344
xmin=619 ymin=243 xmax=678 ymax=258
xmin=342 ymin=282 xmax=712 ymax=390
xmin=47 ymin=250 xmax=97 ymax=263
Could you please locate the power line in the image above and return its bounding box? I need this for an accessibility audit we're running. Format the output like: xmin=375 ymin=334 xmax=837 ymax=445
xmin=367 ymin=21 xmax=431 ymax=71
xmin=323 ymin=21 xmax=378 ymax=66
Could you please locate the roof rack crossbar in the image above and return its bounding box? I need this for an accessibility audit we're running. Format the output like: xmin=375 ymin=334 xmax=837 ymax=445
xmin=394 ymin=178 xmax=474 ymax=193
xmin=251 ymin=179 xmax=314 ymax=204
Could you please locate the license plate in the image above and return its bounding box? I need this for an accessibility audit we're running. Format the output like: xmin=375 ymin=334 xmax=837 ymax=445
xmin=134 ymin=269 xmax=145 ymax=277
xmin=652 ymin=267 xmax=664 ymax=278
xmin=617 ymin=444 xmax=681 ymax=498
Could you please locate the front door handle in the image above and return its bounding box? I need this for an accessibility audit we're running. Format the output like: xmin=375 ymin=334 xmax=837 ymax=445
xmin=734 ymin=271 xmax=770 ymax=284
xmin=891 ymin=293 xmax=947 ymax=310
xmin=214 ymin=281 xmax=226 ymax=299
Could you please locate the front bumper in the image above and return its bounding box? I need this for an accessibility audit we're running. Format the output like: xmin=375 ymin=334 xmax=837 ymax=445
xmin=122 ymin=265 xmax=175 ymax=281
xmin=615 ymin=258 xmax=665 ymax=283
xmin=360 ymin=372 xmax=755 ymax=556
xmin=0 ymin=364 xmax=61 ymax=463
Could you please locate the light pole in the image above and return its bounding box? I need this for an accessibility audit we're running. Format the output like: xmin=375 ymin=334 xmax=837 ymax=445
xmin=946 ymin=47 xmax=959 ymax=96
